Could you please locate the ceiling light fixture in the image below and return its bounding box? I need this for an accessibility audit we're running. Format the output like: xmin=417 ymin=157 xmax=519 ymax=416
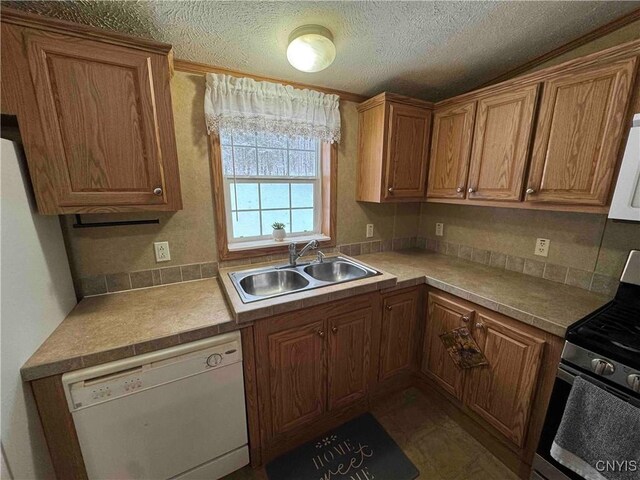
xmin=287 ymin=25 xmax=336 ymax=73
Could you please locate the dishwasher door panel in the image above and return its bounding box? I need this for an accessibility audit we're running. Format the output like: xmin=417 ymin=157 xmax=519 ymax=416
xmin=72 ymin=362 xmax=247 ymax=480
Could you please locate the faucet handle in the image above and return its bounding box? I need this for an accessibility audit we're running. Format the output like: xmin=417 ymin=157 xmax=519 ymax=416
xmin=316 ymin=251 xmax=325 ymax=263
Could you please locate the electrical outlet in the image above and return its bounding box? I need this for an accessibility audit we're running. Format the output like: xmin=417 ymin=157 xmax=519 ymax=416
xmin=535 ymin=238 xmax=550 ymax=257
xmin=366 ymin=224 xmax=374 ymax=238
xmin=435 ymin=223 xmax=444 ymax=237
xmin=154 ymin=241 xmax=171 ymax=262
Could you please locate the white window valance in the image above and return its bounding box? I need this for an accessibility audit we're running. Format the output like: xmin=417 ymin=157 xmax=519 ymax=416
xmin=204 ymin=73 xmax=341 ymax=143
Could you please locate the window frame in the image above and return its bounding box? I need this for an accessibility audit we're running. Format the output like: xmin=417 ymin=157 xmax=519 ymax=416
xmin=210 ymin=133 xmax=337 ymax=261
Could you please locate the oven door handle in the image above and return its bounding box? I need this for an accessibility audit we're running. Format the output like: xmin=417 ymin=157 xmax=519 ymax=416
xmin=557 ymin=363 xmax=640 ymax=405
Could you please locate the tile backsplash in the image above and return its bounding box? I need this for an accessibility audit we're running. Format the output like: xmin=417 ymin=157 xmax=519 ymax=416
xmin=418 ymin=237 xmax=619 ymax=296
xmin=77 ymin=238 xmax=417 ymax=298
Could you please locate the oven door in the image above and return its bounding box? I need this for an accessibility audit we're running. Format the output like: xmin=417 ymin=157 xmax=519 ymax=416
xmin=533 ymin=363 xmax=640 ymax=480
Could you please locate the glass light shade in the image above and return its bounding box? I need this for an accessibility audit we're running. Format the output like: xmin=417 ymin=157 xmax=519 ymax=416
xmin=287 ymin=25 xmax=336 ymax=73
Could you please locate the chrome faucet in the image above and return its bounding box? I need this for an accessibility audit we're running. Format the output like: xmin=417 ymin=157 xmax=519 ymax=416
xmin=288 ymin=240 xmax=319 ymax=266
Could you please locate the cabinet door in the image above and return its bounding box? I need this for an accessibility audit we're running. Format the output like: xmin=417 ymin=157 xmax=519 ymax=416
xmin=427 ymin=101 xmax=476 ymax=199
xmin=467 ymin=85 xmax=539 ymax=201
xmin=327 ymin=306 xmax=372 ymax=410
xmin=421 ymin=292 xmax=473 ymax=400
xmin=527 ymin=58 xmax=637 ymax=205
xmin=24 ymin=30 xmax=180 ymax=210
xmin=257 ymin=314 xmax=326 ymax=437
xmin=465 ymin=311 xmax=544 ymax=447
xmin=384 ymin=103 xmax=431 ymax=199
xmin=379 ymin=289 xmax=419 ymax=380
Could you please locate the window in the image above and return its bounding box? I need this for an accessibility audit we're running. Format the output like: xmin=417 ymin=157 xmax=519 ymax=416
xmin=220 ymin=130 xmax=325 ymax=244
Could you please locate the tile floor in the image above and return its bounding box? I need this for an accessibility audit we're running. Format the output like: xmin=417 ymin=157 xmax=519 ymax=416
xmin=224 ymin=387 xmax=519 ymax=480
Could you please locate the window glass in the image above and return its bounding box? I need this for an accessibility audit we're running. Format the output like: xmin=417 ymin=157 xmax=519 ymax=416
xmin=221 ymin=130 xmax=321 ymax=241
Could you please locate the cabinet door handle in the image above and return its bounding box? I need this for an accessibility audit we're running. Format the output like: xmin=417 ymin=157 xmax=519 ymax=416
xmin=461 ymin=315 xmax=470 ymax=323
xmin=388 ymin=187 xmax=394 ymax=194
xmin=317 ymin=329 xmax=325 ymax=337
xmin=468 ymin=187 xmax=476 ymax=194
xmin=331 ymin=326 xmax=338 ymax=334
xmin=153 ymin=186 xmax=163 ymax=196
xmin=456 ymin=187 xmax=464 ymax=193
xmin=475 ymin=322 xmax=485 ymax=330
xmin=526 ymin=188 xmax=536 ymax=194
xmin=386 ymin=305 xmax=393 ymax=311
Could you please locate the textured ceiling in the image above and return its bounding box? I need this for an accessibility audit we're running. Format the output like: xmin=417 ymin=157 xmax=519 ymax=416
xmin=3 ymin=1 xmax=638 ymax=100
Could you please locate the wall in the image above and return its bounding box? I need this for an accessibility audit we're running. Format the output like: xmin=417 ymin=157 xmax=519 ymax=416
xmin=64 ymin=19 xmax=639 ymax=298
xmin=1 ymin=139 xmax=77 ymax=480
xmin=417 ymin=22 xmax=640 ymax=297
xmin=65 ymin=72 xmax=420 ymax=297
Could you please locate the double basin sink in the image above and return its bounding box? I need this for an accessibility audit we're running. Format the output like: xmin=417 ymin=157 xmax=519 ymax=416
xmin=229 ymin=256 xmax=380 ymax=303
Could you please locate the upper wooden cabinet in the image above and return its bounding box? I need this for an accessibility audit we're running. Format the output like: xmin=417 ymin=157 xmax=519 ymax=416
xmin=467 ymin=85 xmax=539 ymax=201
xmin=423 ymin=38 xmax=639 ymax=212
xmin=1 ymin=10 xmax=182 ymax=214
xmin=428 ymin=85 xmax=539 ymax=202
xmin=357 ymin=93 xmax=432 ymax=202
xmin=526 ymin=58 xmax=637 ymax=206
xmin=427 ymin=101 xmax=476 ymax=199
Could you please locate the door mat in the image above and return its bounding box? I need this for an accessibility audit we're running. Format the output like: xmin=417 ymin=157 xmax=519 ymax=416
xmin=266 ymin=412 xmax=419 ymax=480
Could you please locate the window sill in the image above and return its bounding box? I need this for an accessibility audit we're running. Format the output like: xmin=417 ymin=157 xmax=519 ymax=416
xmin=228 ymin=234 xmax=331 ymax=252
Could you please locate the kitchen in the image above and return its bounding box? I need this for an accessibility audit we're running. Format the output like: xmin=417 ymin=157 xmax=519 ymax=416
xmin=1 ymin=2 xmax=639 ymax=480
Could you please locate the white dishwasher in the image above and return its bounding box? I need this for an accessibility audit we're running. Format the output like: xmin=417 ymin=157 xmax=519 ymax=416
xmin=62 ymin=331 xmax=249 ymax=480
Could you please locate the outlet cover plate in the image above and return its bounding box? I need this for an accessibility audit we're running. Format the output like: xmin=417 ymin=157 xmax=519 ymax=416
xmin=435 ymin=223 xmax=444 ymax=237
xmin=535 ymin=238 xmax=550 ymax=257
xmin=154 ymin=241 xmax=171 ymax=262
xmin=366 ymin=224 xmax=374 ymax=238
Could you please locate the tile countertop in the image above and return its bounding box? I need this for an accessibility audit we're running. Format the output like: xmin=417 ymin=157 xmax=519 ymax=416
xmin=357 ymin=250 xmax=611 ymax=337
xmin=22 ymin=250 xmax=612 ymax=382
xmin=21 ymin=279 xmax=236 ymax=382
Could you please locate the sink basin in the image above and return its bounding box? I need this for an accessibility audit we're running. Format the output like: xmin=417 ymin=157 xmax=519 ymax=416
xmin=239 ymin=270 xmax=309 ymax=297
xmin=229 ymin=256 xmax=379 ymax=303
xmin=303 ymin=261 xmax=368 ymax=283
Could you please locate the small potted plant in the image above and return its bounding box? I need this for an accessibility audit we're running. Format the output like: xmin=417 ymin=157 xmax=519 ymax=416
xmin=272 ymin=222 xmax=286 ymax=242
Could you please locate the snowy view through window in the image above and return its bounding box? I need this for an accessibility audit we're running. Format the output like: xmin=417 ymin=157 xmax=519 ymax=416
xmin=220 ymin=130 xmax=321 ymax=241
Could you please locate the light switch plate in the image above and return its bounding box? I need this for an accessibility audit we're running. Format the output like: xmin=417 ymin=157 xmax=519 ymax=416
xmin=535 ymin=238 xmax=550 ymax=257
xmin=435 ymin=223 xmax=444 ymax=237
xmin=366 ymin=224 xmax=374 ymax=238
xmin=154 ymin=241 xmax=171 ymax=262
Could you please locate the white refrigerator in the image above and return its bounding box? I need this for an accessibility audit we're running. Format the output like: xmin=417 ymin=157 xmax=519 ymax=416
xmin=0 ymin=138 xmax=77 ymax=479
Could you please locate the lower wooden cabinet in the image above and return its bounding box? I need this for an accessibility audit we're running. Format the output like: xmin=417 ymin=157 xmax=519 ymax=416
xmin=421 ymin=291 xmax=472 ymax=399
xmin=465 ymin=311 xmax=545 ymax=447
xmin=327 ymin=304 xmax=373 ymax=410
xmin=253 ymin=293 xmax=379 ymax=460
xmin=379 ymin=288 xmax=420 ymax=380
xmin=263 ymin=313 xmax=327 ymax=436
xmin=421 ymin=289 xmax=550 ymax=450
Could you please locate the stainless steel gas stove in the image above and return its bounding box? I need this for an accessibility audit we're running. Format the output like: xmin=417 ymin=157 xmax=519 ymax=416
xmin=532 ymin=250 xmax=640 ymax=480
